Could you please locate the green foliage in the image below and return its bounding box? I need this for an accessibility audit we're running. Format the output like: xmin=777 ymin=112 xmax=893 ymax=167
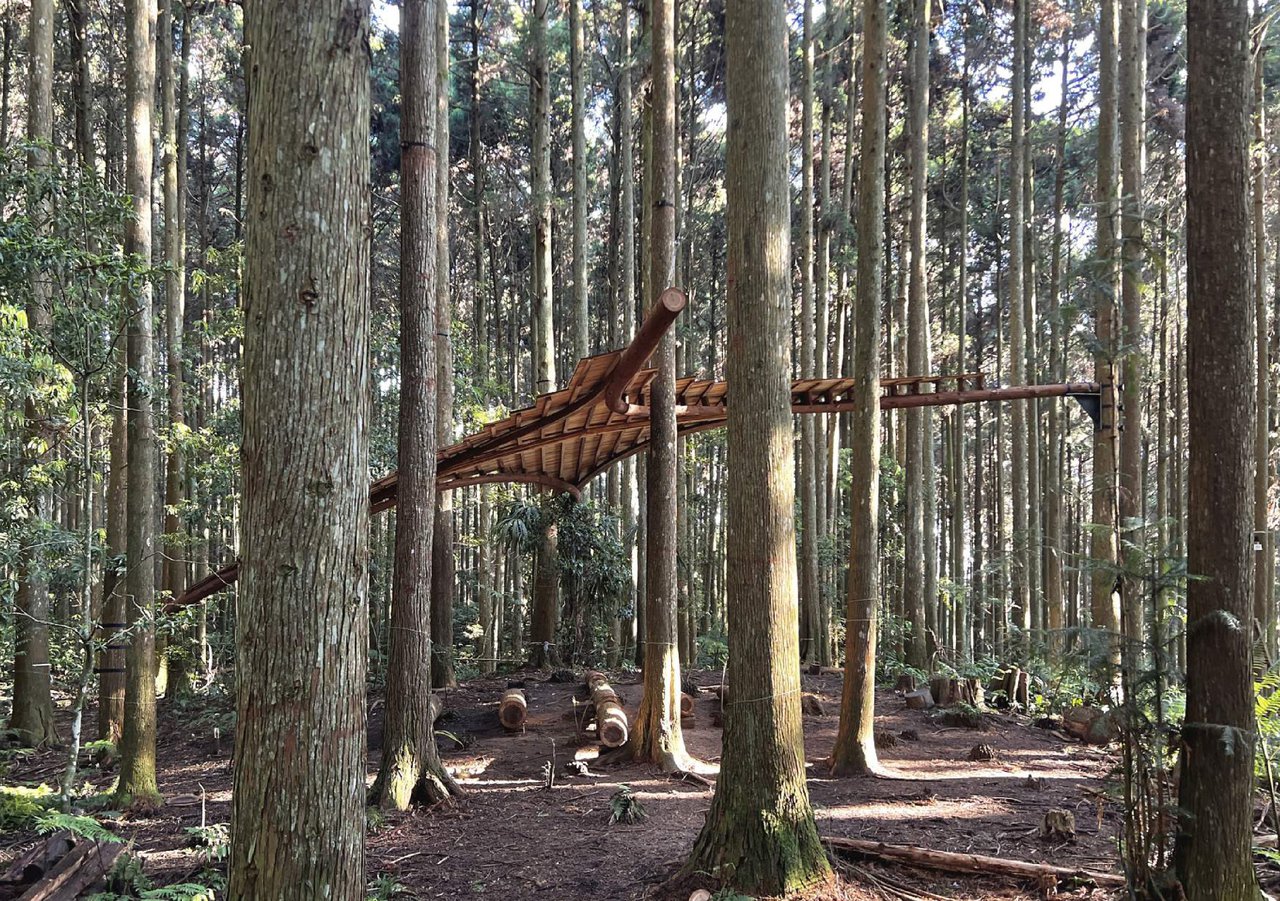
xmin=0 ymin=783 xmax=55 ymax=832
xmin=184 ymin=822 xmax=229 ymax=863
xmin=33 ymin=809 xmax=123 ymax=843
xmin=88 ymin=853 xmax=220 ymax=901
xmin=608 ymin=784 xmax=647 ymax=825
xmin=366 ymin=874 xmax=407 ymax=901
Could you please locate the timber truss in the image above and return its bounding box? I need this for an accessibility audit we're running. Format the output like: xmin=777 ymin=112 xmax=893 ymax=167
xmin=174 ymin=288 xmax=1101 ymax=608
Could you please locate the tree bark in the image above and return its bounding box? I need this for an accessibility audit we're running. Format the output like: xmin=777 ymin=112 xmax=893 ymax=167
xmin=1091 ymin=0 xmax=1121 ymax=658
xmin=1175 ymin=1 xmax=1262 ymax=896
xmin=685 ymin=1 xmax=831 ymax=889
xmin=632 ymin=0 xmax=690 ymax=772
xmin=831 ymin=0 xmax=885 ymax=778
xmin=372 ymin=0 xmax=460 ymax=813
xmin=9 ymin=0 xmax=58 ymax=749
xmin=228 ymin=0 xmax=372 ymax=894
xmin=115 ymin=0 xmax=160 ymax=804
xmin=903 ymin=0 xmax=931 ymax=671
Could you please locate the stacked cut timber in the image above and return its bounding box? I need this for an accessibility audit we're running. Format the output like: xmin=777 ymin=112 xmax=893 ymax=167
xmin=928 ymin=675 xmax=984 ymax=708
xmin=499 ymin=689 xmax=527 ymax=731
xmin=585 ymin=671 xmax=629 ymax=747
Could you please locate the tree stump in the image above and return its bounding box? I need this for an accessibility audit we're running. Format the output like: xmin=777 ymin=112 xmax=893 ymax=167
xmin=894 ymin=673 xmax=917 ymax=693
xmin=904 ymin=687 xmax=935 ymax=710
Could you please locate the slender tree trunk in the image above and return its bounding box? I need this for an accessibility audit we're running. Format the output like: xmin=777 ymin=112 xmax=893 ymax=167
xmin=1007 ymin=0 xmax=1029 ymax=656
xmin=228 ymin=0 xmax=372 ymax=893
xmin=433 ymin=0 xmax=457 ymax=690
xmin=372 ymin=0 xmax=460 ymax=811
xmin=570 ymin=0 xmax=588 ymax=362
xmin=798 ymin=0 xmax=820 ymax=664
xmin=903 ymin=0 xmax=931 ymax=671
xmin=1091 ymin=0 xmax=1122 ymax=658
xmin=831 ymin=0 xmax=885 ymax=778
xmin=160 ymin=0 xmax=188 ymax=693
xmin=115 ymin=0 xmax=160 ymax=804
xmin=1176 ymin=2 xmax=1261 ymax=895
xmin=1118 ymin=0 xmax=1146 ymax=655
xmin=685 ymin=0 xmax=831 ymax=890
xmin=98 ymin=364 xmax=128 ymax=742
xmin=9 ymin=0 xmax=58 ymax=749
xmin=1045 ymin=29 xmax=1070 ymax=650
xmin=1254 ymin=47 xmax=1273 ymax=656
xmin=632 ymin=0 xmax=690 ymax=772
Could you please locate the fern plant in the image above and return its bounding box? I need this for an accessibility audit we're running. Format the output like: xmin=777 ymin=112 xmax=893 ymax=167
xmin=608 ymin=785 xmax=646 ymax=825
xmin=33 ymin=810 xmax=123 ymax=843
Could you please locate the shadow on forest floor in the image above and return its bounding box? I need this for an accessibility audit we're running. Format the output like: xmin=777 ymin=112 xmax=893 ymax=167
xmin=2 ymin=670 xmax=1132 ymax=900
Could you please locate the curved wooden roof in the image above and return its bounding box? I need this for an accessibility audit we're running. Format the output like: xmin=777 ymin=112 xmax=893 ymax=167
xmin=172 ymin=288 xmax=1099 ymax=609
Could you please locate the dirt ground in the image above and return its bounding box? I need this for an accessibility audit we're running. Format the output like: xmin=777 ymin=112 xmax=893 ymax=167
xmin=4 ymin=671 xmax=1137 ymax=900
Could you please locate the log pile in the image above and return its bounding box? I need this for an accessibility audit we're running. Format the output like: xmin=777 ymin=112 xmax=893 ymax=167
xmin=585 ymin=671 xmax=628 ymax=748
xmin=1 ymin=834 xmax=129 ymax=901
xmin=928 ymin=675 xmax=983 ymax=708
xmin=499 ymin=689 xmax=527 ymax=731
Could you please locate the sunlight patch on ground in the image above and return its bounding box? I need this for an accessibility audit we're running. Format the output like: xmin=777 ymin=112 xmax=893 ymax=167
xmin=815 ymin=797 xmax=1014 ymax=823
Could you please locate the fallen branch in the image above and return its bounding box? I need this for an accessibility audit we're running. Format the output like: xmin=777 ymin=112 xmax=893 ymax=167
xmin=822 ymin=836 xmax=1125 ymax=889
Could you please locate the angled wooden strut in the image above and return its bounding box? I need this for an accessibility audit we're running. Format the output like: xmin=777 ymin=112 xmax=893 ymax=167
xmin=172 ymin=288 xmax=1099 ymax=609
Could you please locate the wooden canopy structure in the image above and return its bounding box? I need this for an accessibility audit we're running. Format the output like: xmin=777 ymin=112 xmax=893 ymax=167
xmin=174 ymin=288 xmax=1100 ymax=609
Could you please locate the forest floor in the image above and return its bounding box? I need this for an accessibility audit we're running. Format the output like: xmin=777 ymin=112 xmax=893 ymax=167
xmin=3 ymin=670 xmax=1148 ymax=900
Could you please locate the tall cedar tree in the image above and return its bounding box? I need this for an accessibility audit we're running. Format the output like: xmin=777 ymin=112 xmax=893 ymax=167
xmin=371 ymin=0 xmax=461 ymax=811
xmin=831 ymin=0 xmax=886 ymax=776
xmin=631 ymin=0 xmax=692 ymax=772
xmin=1175 ymin=0 xmax=1261 ymax=896
xmin=684 ymin=0 xmax=831 ymax=890
xmin=9 ymin=0 xmax=57 ymax=747
xmin=228 ymin=0 xmax=371 ymax=895
xmin=116 ymin=0 xmax=161 ymax=806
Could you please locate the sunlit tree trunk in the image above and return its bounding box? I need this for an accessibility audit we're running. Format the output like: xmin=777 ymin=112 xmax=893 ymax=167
xmin=228 ymin=0 xmax=371 ymax=892
xmin=1091 ymin=0 xmax=1121 ymax=657
xmin=9 ymin=0 xmax=58 ymax=748
xmin=372 ymin=0 xmax=460 ymax=811
xmin=830 ymin=0 xmax=885 ymax=778
xmin=903 ymin=0 xmax=931 ymax=671
xmin=685 ymin=0 xmax=831 ymax=889
xmin=631 ymin=0 xmax=691 ymax=772
xmin=115 ymin=0 xmax=160 ymax=804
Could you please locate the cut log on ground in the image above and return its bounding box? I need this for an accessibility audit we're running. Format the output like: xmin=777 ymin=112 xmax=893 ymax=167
xmin=1 ymin=833 xmax=73 ymax=887
xmin=680 ymin=692 xmax=695 ymax=718
xmin=16 ymin=840 xmax=128 ymax=901
xmin=822 ymin=836 xmax=1124 ymax=888
xmin=585 ymin=671 xmax=629 ymax=748
xmin=499 ymin=689 xmax=527 ymax=731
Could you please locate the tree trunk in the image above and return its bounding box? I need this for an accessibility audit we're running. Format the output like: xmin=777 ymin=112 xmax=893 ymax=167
xmin=98 ymin=364 xmax=128 ymax=742
xmin=1091 ymin=0 xmax=1121 ymax=659
xmin=371 ymin=0 xmax=460 ymax=813
xmin=1118 ymin=0 xmax=1146 ymax=657
xmin=9 ymin=0 xmax=58 ymax=749
xmin=115 ymin=0 xmax=160 ymax=804
xmin=903 ymin=0 xmax=931 ymax=671
xmin=1254 ymin=48 xmax=1273 ymax=656
xmin=570 ymin=0 xmax=588 ymax=362
xmin=1175 ymin=2 xmax=1261 ymax=896
xmin=798 ymin=0 xmax=820 ymax=664
xmin=228 ymin=0 xmax=372 ymax=894
xmin=831 ymin=0 xmax=885 ymax=778
xmin=632 ymin=0 xmax=690 ymax=772
xmin=685 ymin=1 xmax=831 ymax=889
